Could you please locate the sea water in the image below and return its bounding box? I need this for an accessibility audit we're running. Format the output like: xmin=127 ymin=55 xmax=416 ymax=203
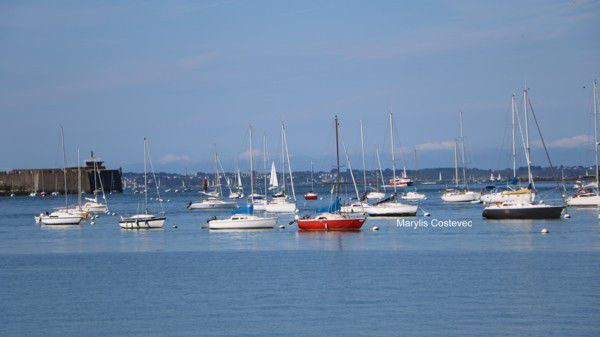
xmin=1 ymin=182 xmax=599 ymax=336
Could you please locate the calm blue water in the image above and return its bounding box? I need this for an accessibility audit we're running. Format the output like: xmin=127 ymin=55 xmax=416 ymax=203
xmin=1 ymin=183 xmax=599 ymax=336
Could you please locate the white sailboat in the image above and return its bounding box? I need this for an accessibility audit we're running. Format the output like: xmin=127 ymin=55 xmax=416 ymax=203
xmin=402 ymin=149 xmax=426 ymax=201
xmin=567 ymin=79 xmax=600 ymax=207
xmin=208 ymin=126 xmax=276 ymax=230
xmin=36 ymin=127 xmax=83 ymax=225
xmin=441 ymin=112 xmax=481 ymax=203
xmin=366 ymin=146 xmax=386 ymax=200
xmin=82 ymin=151 xmax=108 ymax=213
xmin=228 ymin=162 xmax=244 ymax=199
xmin=366 ymin=111 xmax=418 ymax=217
xmin=481 ymin=94 xmax=535 ymax=204
xmin=119 ymin=138 xmax=166 ymax=229
xmin=265 ymin=122 xmax=297 ymax=213
xmin=188 ymin=144 xmax=238 ymax=210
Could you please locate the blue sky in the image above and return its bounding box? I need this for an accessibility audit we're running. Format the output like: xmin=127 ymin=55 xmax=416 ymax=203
xmin=1 ymin=0 xmax=599 ymax=172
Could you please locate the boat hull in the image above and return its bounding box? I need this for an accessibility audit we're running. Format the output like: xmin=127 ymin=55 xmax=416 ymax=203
xmin=304 ymin=193 xmax=318 ymax=200
xmin=441 ymin=191 xmax=481 ymax=203
xmin=187 ymin=201 xmax=238 ymax=210
xmin=119 ymin=216 xmax=165 ymax=229
xmin=566 ymin=195 xmax=600 ymax=207
xmin=480 ymin=192 xmax=534 ymax=204
xmin=39 ymin=215 xmax=83 ymax=225
xmin=365 ymin=202 xmax=418 ymax=217
xmin=482 ymin=206 xmax=564 ymax=219
xmin=297 ymin=218 xmax=365 ymax=231
xmin=208 ymin=217 xmax=276 ymax=230
xmin=265 ymin=201 xmax=297 ymax=213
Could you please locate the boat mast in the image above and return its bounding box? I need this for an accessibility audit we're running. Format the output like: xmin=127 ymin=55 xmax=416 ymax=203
xmin=213 ymin=143 xmax=220 ymax=198
xmin=282 ymin=122 xmax=296 ymax=201
xmin=524 ymin=89 xmax=534 ymax=189
xmin=250 ymin=126 xmax=254 ymax=204
xmin=263 ymin=135 xmax=267 ymax=198
xmin=335 ymin=115 xmax=341 ymax=197
xmin=511 ymin=94 xmax=517 ymax=178
xmin=143 ymin=138 xmax=148 ymax=214
xmin=77 ymin=148 xmax=81 ymax=208
xmin=280 ymin=122 xmax=285 ymax=196
xmin=360 ymin=120 xmax=367 ymax=196
xmin=60 ymin=126 xmax=68 ymax=209
xmin=389 ymin=111 xmax=397 ymax=195
xmin=593 ymin=79 xmax=599 ymax=197
xmin=310 ymin=160 xmax=315 ymax=191
xmin=454 ymin=141 xmax=459 ymax=189
xmin=459 ymin=111 xmax=468 ymax=190
xmin=375 ymin=146 xmax=385 ymax=193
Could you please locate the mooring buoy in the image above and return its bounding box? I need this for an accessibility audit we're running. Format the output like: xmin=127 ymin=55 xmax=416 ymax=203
xmin=541 ymin=228 xmax=549 ymax=234
xmin=371 ymin=226 xmax=379 ymax=231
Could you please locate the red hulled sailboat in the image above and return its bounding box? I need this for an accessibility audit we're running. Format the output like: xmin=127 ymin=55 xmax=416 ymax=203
xmin=297 ymin=116 xmax=366 ymax=231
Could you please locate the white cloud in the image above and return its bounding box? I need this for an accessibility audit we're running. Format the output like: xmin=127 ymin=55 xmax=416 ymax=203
xmin=550 ymin=134 xmax=592 ymax=148
xmin=159 ymin=154 xmax=191 ymax=164
xmin=416 ymin=141 xmax=455 ymax=151
xmin=239 ymin=149 xmax=263 ymax=160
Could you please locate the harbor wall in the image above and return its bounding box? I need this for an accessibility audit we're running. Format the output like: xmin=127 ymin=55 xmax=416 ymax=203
xmin=0 ymin=167 xmax=122 ymax=196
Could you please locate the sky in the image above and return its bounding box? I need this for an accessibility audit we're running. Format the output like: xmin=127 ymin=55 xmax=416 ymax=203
xmin=1 ymin=0 xmax=599 ymax=173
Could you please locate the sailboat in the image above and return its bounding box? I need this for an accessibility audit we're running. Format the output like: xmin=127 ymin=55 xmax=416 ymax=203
xmin=304 ymin=160 xmax=318 ymax=200
xmin=566 ymin=79 xmax=600 ymax=207
xmin=441 ymin=112 xmax=481 ymax=203
xmin=82 ymin=151 xmax=108 ymax=213
xmin=366 ymin=146 xmax=387 ymax=199
xmin=208 ymin=126 xmax=277 ymax=230
xmin=366 ymin=111 xmax=418 ymax=217
xmin=265 ymin=122 xmax=297 ymax=213
xmin=35 ymin=127 xmax=84 ymax=225
xmin=483 ymin=89 xmax=564 ymax=219
xmin=188 ymin=144 xmax=238 ymax=210
xmin=228 ymin=162 xmax=244 ymax=199
xmin=402 ymin=149 xmax=427 ymax=201
xmin=297 ymin=116 xmax=366 ymax=231
xmin=481 ymin=94 xmax=535 ymax=204
xmin=119 ymin=138 xmax=166 ymax=229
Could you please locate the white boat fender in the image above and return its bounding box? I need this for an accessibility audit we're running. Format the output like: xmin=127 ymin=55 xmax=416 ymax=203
xmin=371 ymin=226 xmax=379 ymax=231
xmin=541 ymin=228 xmax=549 ymax=234
xmin=294 ymin=214 xmax=300 ymax=220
